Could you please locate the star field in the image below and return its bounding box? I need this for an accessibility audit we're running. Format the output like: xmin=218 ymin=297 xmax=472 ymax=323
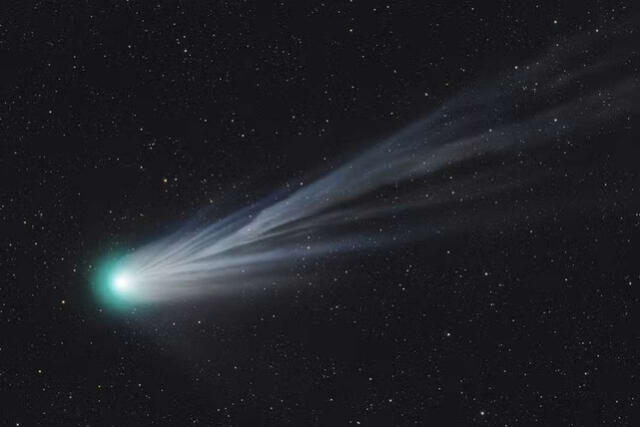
xmin=1 ymin=1 xmax=638 ymax=425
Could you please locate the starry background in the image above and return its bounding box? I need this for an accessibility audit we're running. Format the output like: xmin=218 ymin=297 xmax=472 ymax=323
xmin=1 ymin=1 xmax=639 ymax=425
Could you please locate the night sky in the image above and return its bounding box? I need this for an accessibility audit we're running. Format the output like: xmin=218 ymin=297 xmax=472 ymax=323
xmin=1 ymin=1 xmax=639 ymax=426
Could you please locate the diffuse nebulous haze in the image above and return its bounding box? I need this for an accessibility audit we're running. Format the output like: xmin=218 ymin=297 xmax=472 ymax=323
xmin=115 ymin=25 xmax=638 ymax=304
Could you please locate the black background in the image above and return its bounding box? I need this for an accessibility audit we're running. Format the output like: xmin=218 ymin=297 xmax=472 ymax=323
xmin=1 ymin=1 xmax=638 ymax=425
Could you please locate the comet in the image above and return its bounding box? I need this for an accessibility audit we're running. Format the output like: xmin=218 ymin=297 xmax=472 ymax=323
xmin=92 ymin=26 xmax=637 ymax=309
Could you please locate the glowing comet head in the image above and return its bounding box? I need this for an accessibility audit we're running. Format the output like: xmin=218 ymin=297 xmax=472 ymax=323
xmin=91 ymin=255 xmax=144 ymax=311
xmin=113 ymin=273 xmax=133 ymax=294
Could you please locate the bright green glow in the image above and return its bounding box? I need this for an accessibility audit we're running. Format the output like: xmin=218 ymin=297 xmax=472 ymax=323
xmin=113 ymin=273 xmax=133 ymax=294
xmin=91 ymin=254 xmax=138 ymax=311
